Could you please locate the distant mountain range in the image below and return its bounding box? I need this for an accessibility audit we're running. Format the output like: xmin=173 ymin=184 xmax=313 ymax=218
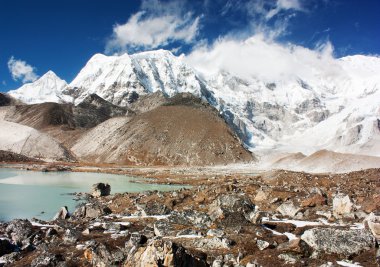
xmin=7 ymin=50 xmax=380 ymax=158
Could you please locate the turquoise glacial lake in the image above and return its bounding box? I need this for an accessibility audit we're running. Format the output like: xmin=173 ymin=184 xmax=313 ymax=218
xmin=0 ymin=168 xmax=183 ymax=222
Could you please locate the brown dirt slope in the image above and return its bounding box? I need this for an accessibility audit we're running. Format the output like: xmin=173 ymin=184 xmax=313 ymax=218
xmin=72 ymin=93 xmax=254 ymax=166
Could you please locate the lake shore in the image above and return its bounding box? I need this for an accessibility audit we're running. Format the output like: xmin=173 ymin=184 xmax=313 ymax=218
xmin=0 ymin=162 xmax=379 ymax=266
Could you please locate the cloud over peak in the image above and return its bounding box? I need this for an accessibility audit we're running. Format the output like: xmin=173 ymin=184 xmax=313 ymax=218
xmin=185 ymin=34 xmax=339 ymax=82
xmin=106 ymin=0 xmax=200 ymax=53
xmin=7 ymin=57 xmax=38 ymax=83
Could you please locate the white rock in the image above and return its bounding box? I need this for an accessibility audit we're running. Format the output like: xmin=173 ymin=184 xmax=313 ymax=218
xmin=333 ymin=193 xmax=354 ymax=218
xmin=276 ymin=201 xmax=300 ymax=218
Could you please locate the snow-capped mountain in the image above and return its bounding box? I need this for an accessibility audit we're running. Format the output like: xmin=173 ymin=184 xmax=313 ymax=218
xmin=65 ymin=50 xmax=205 ymax=106
xmin=7 ymin=51 xmax=380 ymax=157
xmin=8 ymin=71 xmax=72 ymax=104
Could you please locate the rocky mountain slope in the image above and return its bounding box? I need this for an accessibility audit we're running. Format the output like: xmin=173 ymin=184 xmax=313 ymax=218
xmin=8 ymin=50 xmax=380 ymax=158
xmin=73 ymin=93 xmax=253 ymax=165
xmin=4 ymin=94 xmax=131 ymax=130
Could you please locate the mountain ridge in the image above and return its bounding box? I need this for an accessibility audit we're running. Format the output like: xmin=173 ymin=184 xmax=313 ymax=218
xmin=7 ymin=50 xmax=380 ymax=157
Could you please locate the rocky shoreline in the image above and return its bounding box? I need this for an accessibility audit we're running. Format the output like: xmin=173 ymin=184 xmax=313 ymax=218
xmin=0 ymin=167 xmax=379 ymax=266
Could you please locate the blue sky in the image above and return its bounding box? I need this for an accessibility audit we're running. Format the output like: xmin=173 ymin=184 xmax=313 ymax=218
xmin=1 ymin=0 xmax=379 ymax=92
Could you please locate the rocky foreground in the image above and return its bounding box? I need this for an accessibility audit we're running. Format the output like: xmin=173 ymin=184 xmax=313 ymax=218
xmin=0 ymin=168 xmax=379 ymax=266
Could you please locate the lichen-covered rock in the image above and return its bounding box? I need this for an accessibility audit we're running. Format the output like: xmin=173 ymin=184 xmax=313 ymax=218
xmin=91 ymin=183 xmax=111 ymax=197
xmin=5 ymin=219 xmax=34 ymax=245
xmin=301 ymin=228 xmax=375 ymax=256
xmin=168 ymin=210 xmax=212 ymax=228
xmin=332 ymin=193 xmax=353 ymax=218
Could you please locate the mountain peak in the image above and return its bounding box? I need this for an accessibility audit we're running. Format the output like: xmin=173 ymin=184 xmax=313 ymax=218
xmin=8 ymin=70 xmax=70 ymax=104
xmin=40 ymin=70 xmax=62 ymax=80
xmin=132 ymin=49 xmax=174 ymax=59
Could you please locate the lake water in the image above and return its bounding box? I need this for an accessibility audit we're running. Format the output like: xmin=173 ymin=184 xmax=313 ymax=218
xmin=0 ymin=168 xmax=184 ymax=222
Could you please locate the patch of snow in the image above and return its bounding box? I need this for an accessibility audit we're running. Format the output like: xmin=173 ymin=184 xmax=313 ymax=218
xmin=284 ymin=232 xmax=298 ymax=241
xmin=76 ymin=244 xmax=85 ymax=250
xmin=336 ymin=260 xmax=363 ymax=267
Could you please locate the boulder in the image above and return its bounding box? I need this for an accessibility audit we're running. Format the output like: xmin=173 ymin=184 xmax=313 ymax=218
xmin=276 ymin=201 xmax=300 ymax=218
xmin=248 ymin=210 xmax=269 ymax=224
xmin=136 ymin=202 xmax=170 ymax=216
xmin=168 ymin=210 xmax=212 ymax=228
xmin=52 ymin=206 xmax=69 ymax=220
xmin=208 ymin=194 xmax=255 ymax=226
xmin=73 ymin=204 xmax=111 ymax=218
xmin=301 ymin=228 xmax=375 ymax=256
xmin=91 ymin=183 xmax=111 ymax=197
xmin=332 ymin=193 xmax=353 ymax=218
xmin=84 ymin=242 xmax=125 ymax=267
xmin=363 ymin=212 xmax=380 ymax=240
xmin=277 ymin=238 xmax=311 ymax=255
xmin=5 ymin=219 xmax=34 ymax=245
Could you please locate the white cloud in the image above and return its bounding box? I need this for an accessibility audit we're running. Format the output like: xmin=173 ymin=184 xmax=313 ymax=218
xmin=106 ymin=0 xmax=200 ymax=53
xmin=266 ymin=0 xmax=303 ymax=19
xmin=7 ymin=57 xmax=38 ymax=83
xmin=185 ymin=34 xmax=341 ymax=83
